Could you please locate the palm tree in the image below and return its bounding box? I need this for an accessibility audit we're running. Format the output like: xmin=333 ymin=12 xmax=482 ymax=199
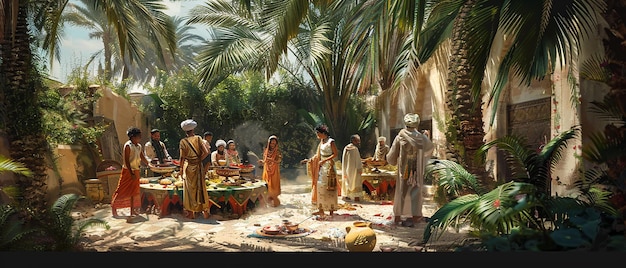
xmin=413 ymin=0 xmax=605 ymax=184
xmin=0 ymin=0 xmax=50 ymax=214
xmin=187 ymin=0 xmax=377 ymax=146
xmin=0 ymin=0 xmax=179 ymax=214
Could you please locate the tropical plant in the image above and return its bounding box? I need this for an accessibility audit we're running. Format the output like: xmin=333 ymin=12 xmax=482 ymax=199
xmin=1 ymin=193 xmax=109 ymax=251
xmin=39 ymin=193 xmax=109 ymax=251
xmin=581 ymin=92 xmax=626 ymax=215
xmin=1 ymin=0 xmax=180 ymax=214
xmin=187 ymin=0 xmax=379 ymax=147
xmin=414 ymin=0 xmax=605 ymax=182
xmin=423 ymin=126 xmax=625 ymax=251
xmin=424 ymin=159 xmax=484 ymax=206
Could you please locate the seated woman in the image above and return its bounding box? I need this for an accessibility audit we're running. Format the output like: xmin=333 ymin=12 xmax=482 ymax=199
xmin=225 ymin=139 xmax=241 ymax=166
xmin=211 ymin=139 xmax=227 ymax=166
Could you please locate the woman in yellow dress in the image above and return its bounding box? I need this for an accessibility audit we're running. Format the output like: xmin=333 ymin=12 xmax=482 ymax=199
xmin=259 ymin=135 xmax=283 ymax=207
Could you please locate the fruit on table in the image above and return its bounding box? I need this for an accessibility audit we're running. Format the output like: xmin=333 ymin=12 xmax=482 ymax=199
xmin=159 ymin=178 xmax=172 ymax=185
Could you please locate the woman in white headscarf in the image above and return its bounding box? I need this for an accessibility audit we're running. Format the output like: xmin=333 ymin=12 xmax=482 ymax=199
xmin=258 ymin=135 xmax=283 ymax=207
xmin=211 ymin=139 xmax=227 ymax=166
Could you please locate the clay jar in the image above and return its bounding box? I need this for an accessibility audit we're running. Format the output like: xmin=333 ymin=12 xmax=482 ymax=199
xmin=344 ymin=221 xmax=377 ymax=252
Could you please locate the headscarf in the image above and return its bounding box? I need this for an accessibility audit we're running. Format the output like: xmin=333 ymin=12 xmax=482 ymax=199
xmin=180 ymin=119 xmax=197 ymax=131
xmin=404 ymin=113 xmax=420 ymax=128
xmin=215 ymin=139 xmax=226 ymax=148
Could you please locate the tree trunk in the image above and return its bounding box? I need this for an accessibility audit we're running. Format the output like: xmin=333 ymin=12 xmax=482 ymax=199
xmin=444 ymin=0 xmax=488 ymax=181
xmin=0 ymin=1 xmax=49 ymax=215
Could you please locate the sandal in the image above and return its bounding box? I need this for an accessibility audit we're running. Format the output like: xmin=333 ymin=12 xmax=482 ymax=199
xmin=312 ymin=210 xmax=324 ymax=216
xmin=185 ymin=210 xmax=196 ymax=219
xmin=202 ymin=211 xmax=210 ymax=219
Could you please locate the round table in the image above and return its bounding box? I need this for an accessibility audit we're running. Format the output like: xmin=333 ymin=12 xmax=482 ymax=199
xmin=140 ymin=178 xmax=267 ymax=218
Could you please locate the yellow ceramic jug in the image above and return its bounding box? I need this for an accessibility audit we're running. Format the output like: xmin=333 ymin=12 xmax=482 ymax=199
xmin=344 ymin=221 xmax=377 ymax=252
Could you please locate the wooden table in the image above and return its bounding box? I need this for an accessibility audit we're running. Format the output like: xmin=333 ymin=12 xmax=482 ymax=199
xmin=140 ymin=177 xmax=267 ymax=218
xmin=336 ymin=169 xmax=397 ymax=200
xmin=361 ymin=169 xmax=397 ymax=200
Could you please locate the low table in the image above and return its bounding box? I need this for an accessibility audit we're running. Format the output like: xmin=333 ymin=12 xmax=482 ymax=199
xmin=361 ymin=170 xmax=397 ymax=200
xmin=140 ymin=178 xmax=267 ymax=218
xmin=336 ymin=169 xmax=397 ymax=200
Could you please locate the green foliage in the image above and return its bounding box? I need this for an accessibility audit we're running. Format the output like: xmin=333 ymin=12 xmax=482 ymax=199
xmin=0 ymin=204 xmax=45 ymax=251
xmin=41 ymin=194 xmax=109 ymax=251
xmin=144 ymin=69 xmax=326 ymax=167
xmin=424 ymin=125 xmax=626 ymax=251
xmin=424 ymin=159 xmax=484 ymax=206
xmin=0 ymin=193 xmax=109 ymax=251
xmin=40 ymin=69 xmax=106 ymax=148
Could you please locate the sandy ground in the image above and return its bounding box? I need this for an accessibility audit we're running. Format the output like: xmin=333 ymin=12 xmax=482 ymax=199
xmin=72 ymin=177 xmax=473 ymax=253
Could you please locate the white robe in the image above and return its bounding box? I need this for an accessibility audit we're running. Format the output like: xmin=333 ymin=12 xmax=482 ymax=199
xmin=341 ymin=143 xmax=363 ymax=199
xmin=386 ymin=128 xmax=434 ymax=217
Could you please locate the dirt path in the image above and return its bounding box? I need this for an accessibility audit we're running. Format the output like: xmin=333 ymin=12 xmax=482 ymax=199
xmin=74 ymin=181 xmax=471 ymax=252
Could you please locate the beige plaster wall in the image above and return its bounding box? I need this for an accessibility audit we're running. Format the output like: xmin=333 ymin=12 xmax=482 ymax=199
xmin=93 ymin=85 xmax=150 ymax=161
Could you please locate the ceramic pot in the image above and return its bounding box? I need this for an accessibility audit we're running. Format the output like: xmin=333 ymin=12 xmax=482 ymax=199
xmin=344 ymin=221 xmax=377 ymax=252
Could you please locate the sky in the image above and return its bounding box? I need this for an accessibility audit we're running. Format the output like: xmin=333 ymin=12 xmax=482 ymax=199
xmin=46 ymin=0 xmax=205 ymax=91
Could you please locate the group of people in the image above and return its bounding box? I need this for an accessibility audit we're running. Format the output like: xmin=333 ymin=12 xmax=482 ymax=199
xmin=303 ymin=113 xmax=433 ymax=227
xmin=110 ymin=112 xmax=433 ymax=227
xmin=109 ymin=118 xmax=284 ymax=222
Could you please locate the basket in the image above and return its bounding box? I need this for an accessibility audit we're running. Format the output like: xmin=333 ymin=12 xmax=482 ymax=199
xmin=215 ymin=167 xmax=240 ymax=177
xmin=239 ymin=165 xmax=255 ymax=173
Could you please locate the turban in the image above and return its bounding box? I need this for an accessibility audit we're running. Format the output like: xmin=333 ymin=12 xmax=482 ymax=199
xmin=404 ymin=113 xmax=420 ymax=128
xmin=215 ymin=139 xmax=226 ymax=148
xmin=180 ymin=119 xmax=197 ymax=131
xmin=378 ymin=136 xmax=386 ymax=142
xmin=227 ymin=140 xmax=235 ymax=145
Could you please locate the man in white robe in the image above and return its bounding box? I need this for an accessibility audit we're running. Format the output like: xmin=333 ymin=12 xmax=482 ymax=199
xmin=342 ymin=134 xmax=364 ymax=202
xmin=386 ymin=113 xmax=434 ymax=227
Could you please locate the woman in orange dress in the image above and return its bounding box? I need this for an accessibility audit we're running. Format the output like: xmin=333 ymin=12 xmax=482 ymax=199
xmin=111 ymin=127 xmax=151 ymax=223
xmin=259 ymin=135 xmax=282 ymax=207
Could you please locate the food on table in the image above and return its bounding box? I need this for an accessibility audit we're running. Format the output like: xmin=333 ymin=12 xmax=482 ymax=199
xmin=159 ymin=178 xmax=172 ymax=185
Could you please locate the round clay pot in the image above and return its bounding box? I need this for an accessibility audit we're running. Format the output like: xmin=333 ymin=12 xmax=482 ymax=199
xmin=344 ymin=221 xmax=377 ymax=252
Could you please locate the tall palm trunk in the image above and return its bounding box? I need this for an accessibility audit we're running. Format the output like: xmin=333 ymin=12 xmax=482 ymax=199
xmin=0 ymin=1 xmax=49 ymax=215
xmin=444 ymin=0 xmax=487 ymax=181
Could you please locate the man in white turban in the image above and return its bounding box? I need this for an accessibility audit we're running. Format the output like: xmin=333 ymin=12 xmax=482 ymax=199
xmin=180 ymin=119 xmax=198 ymax=131
xmin=178 ymin=119 xmax=214 ymax=219
xmin=386 ymin=113 xmax=434 ymax=227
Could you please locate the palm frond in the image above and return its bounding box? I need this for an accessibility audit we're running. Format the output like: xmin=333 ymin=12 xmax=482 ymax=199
xmin=423 ymin=194 xmax=480 ymax=242
xmin=536 ymin=126 xmax=580 ymax=176
xmin=0 ymin=155 xmax=33 ymax=177
xmin=476 ymin=135 xmax=534 ymax=180
xmin=425 ymin=159 xmax=483 ymax=201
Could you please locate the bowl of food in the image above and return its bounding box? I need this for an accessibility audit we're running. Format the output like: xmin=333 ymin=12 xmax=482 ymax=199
xmin=262 ymin=225 xmax=281 ymax=235
xmin=238 ymin=164 xmax=255 ymax=173
xmin=283 ymin=222 xmax=299 ymax=232
xmin=217 ymin=159 xmax=227 ymax=166
xmin=215 ymin=167 xmax=240 ymax=177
